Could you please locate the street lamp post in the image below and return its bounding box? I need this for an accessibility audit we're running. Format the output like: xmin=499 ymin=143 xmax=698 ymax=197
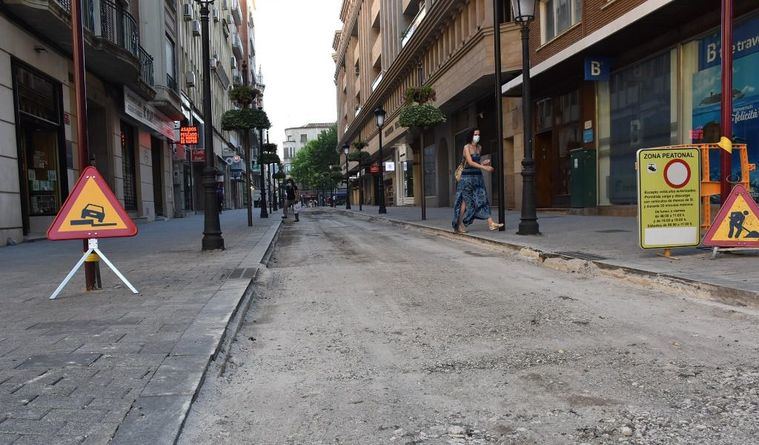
xmin=512 ymin=0 xmax=540 ymax=235
xmin=492 ymin=0 xmax=507 ymax=231
xmin=196 ymin=0 xmax=224 ymax=250
xmin=258 ymin=106 xmax=268 ymax=218
xmin=343 ymin=144 xmax=352 ymax=210
xmin=374 ymin=107 xmax=387 ymax=214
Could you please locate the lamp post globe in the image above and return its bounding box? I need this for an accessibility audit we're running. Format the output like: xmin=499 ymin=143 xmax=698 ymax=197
xmin=342 ymin=143 xmax=351 ymax=209
xmin=511 ymin=0 xmax=540 ymax=235
xmin=510 ymin=0 xmax=537 ymax=22
xmin=374 ymin=107 xmax=387 ymax=214
xmin=195 ymin=0 xmax=224 ymax=250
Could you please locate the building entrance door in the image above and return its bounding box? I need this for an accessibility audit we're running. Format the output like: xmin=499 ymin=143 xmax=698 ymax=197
xmin=535 ymin=132 xmax=554 ymax=208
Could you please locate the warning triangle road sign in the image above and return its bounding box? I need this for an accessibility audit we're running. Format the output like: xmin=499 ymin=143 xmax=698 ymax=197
xmin=703 ymin=185 xmax=759 ymax=248
xmin=47 ymin=167 xmax=138 ymax=241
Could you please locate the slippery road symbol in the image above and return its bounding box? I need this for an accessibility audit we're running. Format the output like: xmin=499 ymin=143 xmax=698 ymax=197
xmin=70 ymin=204 xmax=118 ymax=227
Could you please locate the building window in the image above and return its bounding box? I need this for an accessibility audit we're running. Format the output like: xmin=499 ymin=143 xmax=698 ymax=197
xmin=608 ymin=52 xmax=674 ymax=205
xmin=165 ymin=35 xmax=177 ymax=90
xmin=541 ymin=0 xmax=582 ymax=43
xmin=13 ymin=62 xmax=66 ymax=226
xmin=498 ymin=0 xmax=512 ymax=23
xmin=120 ymin=121 xmax=138 ymax=210
xmin=300 ymin=134 xmax=308 ymax=143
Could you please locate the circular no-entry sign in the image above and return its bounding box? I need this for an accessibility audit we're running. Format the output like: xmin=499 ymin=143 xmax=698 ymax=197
xmin=664 ymin=159 xmax=691 ymax=189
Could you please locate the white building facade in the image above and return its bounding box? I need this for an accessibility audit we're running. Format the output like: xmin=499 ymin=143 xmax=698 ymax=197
xmin=282 ymin=123 xmax=335 ymax=174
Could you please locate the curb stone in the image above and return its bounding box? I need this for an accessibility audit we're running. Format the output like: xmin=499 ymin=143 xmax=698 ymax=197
xmin=329 ymin=208 xmax=759 ymax=307
xmin=110 ymin=221 xmax=282 ymax=445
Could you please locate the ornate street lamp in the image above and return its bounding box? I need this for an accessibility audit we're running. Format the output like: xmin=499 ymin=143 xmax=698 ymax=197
xmin=196 ymin=0 xmax=224 ymax=250
xmin=374 ymin=106 xmax=387 ymax=214
xmin=342 ymin=144 xmax=352 ymax=210
xmin=491 ymin=0 xmax=507 ymax=231
xmin=511 ymin=0 xmax=540 ymax=235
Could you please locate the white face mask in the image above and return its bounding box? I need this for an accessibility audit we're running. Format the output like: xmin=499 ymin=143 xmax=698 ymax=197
xmin=472 ymin=135 xmax=480 ymax=144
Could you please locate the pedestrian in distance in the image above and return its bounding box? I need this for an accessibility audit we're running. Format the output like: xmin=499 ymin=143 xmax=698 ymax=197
xmin=283 ymin=179 xmax=299 ymax=221
xmin=452 ymin=129 xmax=504 ymax=233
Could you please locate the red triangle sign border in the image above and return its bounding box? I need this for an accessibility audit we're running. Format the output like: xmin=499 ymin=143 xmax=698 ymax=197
xmin=702 ymin=184 xmax=759 ymax=248
xmin=47 ymin=166 xmax=138 ymax=241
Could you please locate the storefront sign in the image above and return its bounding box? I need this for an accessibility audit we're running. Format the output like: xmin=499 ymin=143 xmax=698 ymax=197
xmin=180 ymin=126 xmax=199 ymax=145
xmin=637 ymin=147 xmax=701 ymax=249
xmin=369 ymin=163 xmax=380 ymax=174
xmin=584 ymin=57 xmax=610 ymax=81
xmin=703 ymin=185 xmax=759 ymax=248
xmin=583 ymin=129 xmax=594 ymax=144
xmin=191 ymin=150 xmax=206 ymax=163
xmin=693 ymin=16 xmax=759 ymax=197
xmin=700 ymin=16 xmax=759 ymax=70
xmin=124 ymin=87 xmax=177 ymax=142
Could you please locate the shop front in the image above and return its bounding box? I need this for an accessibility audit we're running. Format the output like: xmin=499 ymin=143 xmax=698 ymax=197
xmin=12 ymin=61 xmax=68 ymax=236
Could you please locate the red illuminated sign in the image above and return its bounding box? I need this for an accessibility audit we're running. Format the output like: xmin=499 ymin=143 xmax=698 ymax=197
xmin=180 ymin=126 xmax=199 ymax=145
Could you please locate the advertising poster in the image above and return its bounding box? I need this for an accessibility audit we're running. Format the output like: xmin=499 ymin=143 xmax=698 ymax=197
xmin=692 ymin=15 xmax=759 ymax=199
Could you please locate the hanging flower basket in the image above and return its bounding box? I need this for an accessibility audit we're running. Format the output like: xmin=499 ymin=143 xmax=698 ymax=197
xmin=352 ymin=141 xmax=368 ymax=150
xmin=262 ymin=143 xmax=278 ymax=153
xmin=259 ymin=152 xmax=280 ymax=165
xmin=347 ymin=151 xmax=371 ymax=164
xmin=399 ymin=86 xmax=445 ymax=129
xmin=399 ymin=103 xmax=446 ymax=129
xmin=228 ymin=85 xmax=260 ymax=106
xmin=221 ymin=108 xmax=271 ymax=131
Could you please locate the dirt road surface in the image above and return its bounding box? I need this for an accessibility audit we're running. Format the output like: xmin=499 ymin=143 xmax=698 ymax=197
xmin=179 ymin=210 xmax=759 ymax=444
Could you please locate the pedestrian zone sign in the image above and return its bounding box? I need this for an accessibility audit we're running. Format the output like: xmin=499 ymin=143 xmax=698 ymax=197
xmin=47 ymin=166 xmax=137 ymax=241
xmin=703 ymin=185 xmax=759 ymax=247
xmin=637 ymin=147 xmax=701 ymax=249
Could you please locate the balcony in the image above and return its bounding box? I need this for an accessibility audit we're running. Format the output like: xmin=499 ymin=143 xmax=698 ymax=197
xmin=401 ymin=4 xmax=427 ymax=48
xmin=4 ymin=0 xmax=154 ymax=99
xmin=370 ymin=0 xmax=380 ymax=29
xmin=230 ymin=0 xmax=242 ymax=26
xmin=232 ymin=33 xmax=244 ymax=59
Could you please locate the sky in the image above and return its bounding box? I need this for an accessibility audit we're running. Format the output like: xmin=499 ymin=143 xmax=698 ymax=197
xmin=256 ymin=0 xmax=342 ymax=152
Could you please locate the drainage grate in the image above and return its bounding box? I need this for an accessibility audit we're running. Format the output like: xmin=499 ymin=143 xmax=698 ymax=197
xmin=556 ymin=251 xmax=608 ymax=261
xmin=595 ymin=229 xmax=632 ymax=234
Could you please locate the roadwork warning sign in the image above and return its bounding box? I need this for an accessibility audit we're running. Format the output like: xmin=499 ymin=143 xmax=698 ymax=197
xmin=638 ymin=147 xmax=701 ymax=249
xmin=703 ymin=185 xmax=759 ymax=247
xmin=47 ymin=166 xmax=137 ymax=241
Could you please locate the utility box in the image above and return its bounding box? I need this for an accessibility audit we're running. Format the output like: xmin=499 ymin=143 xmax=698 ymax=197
xmin=570 ymin=148 xmax=597 ymax=208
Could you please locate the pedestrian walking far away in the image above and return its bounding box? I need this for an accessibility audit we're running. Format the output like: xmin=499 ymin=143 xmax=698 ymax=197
xmin=283 ymin=178 xmax=299 ymax=221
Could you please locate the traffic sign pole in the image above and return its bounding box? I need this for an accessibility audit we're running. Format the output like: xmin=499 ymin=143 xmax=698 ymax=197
xmin=720 ymin=0 xmax=734 ymax=203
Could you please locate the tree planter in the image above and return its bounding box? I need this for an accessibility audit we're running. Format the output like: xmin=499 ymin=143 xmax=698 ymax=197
xmin=221 ymin=108 xmax=271 ymax=131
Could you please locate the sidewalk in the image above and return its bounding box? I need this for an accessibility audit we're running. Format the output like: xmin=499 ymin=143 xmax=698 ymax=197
xmin=334 ymin=205 xmax=758 ymax=302
xmin=0 ymin=210 xmax=281 ymax=444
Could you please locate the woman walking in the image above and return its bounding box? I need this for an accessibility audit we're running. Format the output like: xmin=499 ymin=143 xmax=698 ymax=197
xmin=452 ymin=129 xmax=504 ymax=233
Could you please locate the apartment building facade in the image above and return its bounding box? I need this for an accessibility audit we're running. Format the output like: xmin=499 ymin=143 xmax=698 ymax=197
xmin=335 ymin=0 xmax=522 ymax=209
xmin=501 ymin=0 xmax=759 ymax=212
xmin=173 ymin=0 xmax=251 ymax=214
xmin=282 ymin=123 xmax=335 ymax=174
xmin=0 ymin=0 xmax=180 ymax=246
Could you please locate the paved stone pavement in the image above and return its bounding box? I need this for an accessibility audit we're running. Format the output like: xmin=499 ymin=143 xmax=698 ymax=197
xmin=336 ymin=206 xmax=758 ymax=299
xmin=0 ymin=209 xmax=281 ymax=444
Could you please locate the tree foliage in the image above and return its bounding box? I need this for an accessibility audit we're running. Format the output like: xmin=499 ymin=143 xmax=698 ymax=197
xmin=289 ymin=126 xmax=341 ymax=190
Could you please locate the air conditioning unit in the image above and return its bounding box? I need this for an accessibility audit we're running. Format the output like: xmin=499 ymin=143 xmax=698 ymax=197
xmin=186 ymin=71 xmax=196 ymax=88
xmin=210 ymin=54 xmax=218 ymax=70
xmin=212 ymin=7 xmax=219 ymax=22
xmin=183 ymin=3 xmax=193 ymax=21
xmin=192 ymin=20 xmax=201 ymax=37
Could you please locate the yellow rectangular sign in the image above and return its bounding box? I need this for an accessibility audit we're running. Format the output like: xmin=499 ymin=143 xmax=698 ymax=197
xmin=637 ymin=147 xmax=701 ymax=249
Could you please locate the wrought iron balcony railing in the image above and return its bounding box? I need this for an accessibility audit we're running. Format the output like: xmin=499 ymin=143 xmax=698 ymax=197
xmin=139 ymin=47 xmax=154 ymax=86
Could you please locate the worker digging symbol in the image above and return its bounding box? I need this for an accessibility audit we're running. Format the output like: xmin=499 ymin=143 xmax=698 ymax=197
xmin=728 ymin=210 xmax=759 ymax=239
xmin=70 ymin=203 xmax=118 ymax=227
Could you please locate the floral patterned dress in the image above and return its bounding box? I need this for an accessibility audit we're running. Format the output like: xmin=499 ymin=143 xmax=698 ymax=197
xmin=452 ymin=150 xmax=491 ymax=229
